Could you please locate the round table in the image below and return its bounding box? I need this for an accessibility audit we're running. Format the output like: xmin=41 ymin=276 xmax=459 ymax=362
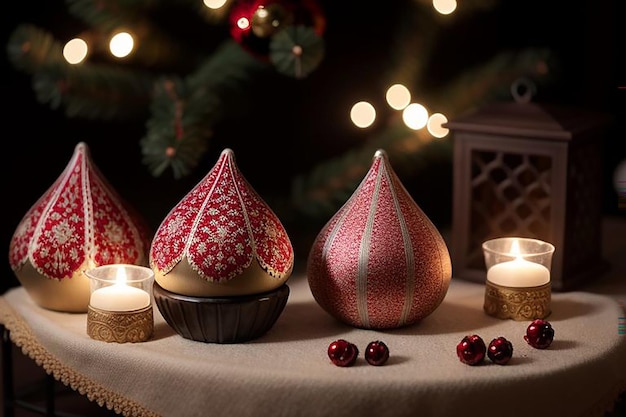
xmin=1 ymin=268 xmax=624 ymax=417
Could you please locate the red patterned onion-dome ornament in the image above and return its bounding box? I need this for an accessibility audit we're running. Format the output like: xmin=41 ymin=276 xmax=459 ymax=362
xmin=307 ymin=149 xmax=452 ymax=329
xmin=8 ymin=142 xmax=151 ymax=313
xmin=150 ymin=148 xmax=294 ymax=297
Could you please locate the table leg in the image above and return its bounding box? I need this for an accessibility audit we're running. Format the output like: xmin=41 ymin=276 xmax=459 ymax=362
xmin=1 ymin=323 xmax=15 ymax=417
xmin=45 ymin=373 xmax=55 ymax=416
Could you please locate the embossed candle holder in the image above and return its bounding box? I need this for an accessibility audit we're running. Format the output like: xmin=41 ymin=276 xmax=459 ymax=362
xmin=482 ymin=237 xmax=555 ymax=320
xmin=86 ymin=264 xmax=154 ymax=343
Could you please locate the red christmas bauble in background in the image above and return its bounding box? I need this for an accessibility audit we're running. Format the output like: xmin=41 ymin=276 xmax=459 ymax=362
xmin=229 ymin=0 xmax=325 ymax=60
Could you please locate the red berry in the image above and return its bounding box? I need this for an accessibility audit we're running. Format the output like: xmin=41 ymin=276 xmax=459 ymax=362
xmin=365 ymin=340 xmax=390 ymax=366
xmin=327 ymin=339 xmax=359 ymax=367
xmin=487 ymin=336 xmax=514 ymax=365
xmin=456 ymin=334 xmax=486 ymax=365
xmin=524 ymin=319 xmax=555 ymax=349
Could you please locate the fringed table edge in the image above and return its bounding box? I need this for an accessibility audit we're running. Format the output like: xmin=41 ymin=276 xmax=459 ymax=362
xmin=0 ymin=296 xmax=161 ymax=417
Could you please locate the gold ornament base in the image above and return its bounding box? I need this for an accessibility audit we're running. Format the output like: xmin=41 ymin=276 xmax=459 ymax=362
xmin=87 ymin=305 xmax=153 ymax=343
xmin=483 ymin=281 xmax=551 ymax=321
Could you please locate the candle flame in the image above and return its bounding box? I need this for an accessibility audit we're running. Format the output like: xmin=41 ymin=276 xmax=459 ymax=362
xmin=115 ymin=267 xmax=128 ymax=285
xmin=510 ymin=239 xmax=523 ymax=260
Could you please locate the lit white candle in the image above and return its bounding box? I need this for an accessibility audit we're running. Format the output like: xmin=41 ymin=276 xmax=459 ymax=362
xmin=486 ymin=239 xmax=550 ymax=287
xmin=90 ymin=266 xmax=151 ymax=312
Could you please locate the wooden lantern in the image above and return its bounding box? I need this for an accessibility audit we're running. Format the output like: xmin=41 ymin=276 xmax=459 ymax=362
xmin=445 ymin=100 xmax=610 ymax=291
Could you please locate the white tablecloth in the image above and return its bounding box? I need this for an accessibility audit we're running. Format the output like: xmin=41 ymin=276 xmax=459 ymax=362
xmin=1 ymin=217 xmax=625 ymax=417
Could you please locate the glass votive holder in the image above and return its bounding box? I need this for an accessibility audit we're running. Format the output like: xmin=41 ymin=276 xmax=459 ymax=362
xmin=85 ymin=264 xmax=154 ymax=343
xmin=482 ymin=237 xmax=555 ymax=320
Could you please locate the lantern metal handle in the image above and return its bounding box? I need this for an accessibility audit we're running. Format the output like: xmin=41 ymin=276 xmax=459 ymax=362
xmin=511 ymin=77 xmax=536 ymax=103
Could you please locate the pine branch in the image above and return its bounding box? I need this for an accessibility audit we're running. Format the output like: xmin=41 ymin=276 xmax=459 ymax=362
xmin=65 ymin=0 xmax=160 ymax=32
xmin=65 ymin=0 xmax=204 ymax=69
xmin=7 ymin=24 xmax=155 ymax=119
xmin=385 ymin=0 xmax=500 ymax=90
xmin=140 ymin=40 xmax=271 ymax=179
xmin=288 ymin=122 xmax=449 ymax=220
xmin=7 ymin=24 xmax=65 ymax=73
xmin=186 ymin=40 xmax=269 ymax=91
xmin=7 ymin=0 xmax=561 ymax=235
xmin=385 ymin=1 xmax=439 ymax=89
xmin=283 ymin=46 xmax=554 ymax=227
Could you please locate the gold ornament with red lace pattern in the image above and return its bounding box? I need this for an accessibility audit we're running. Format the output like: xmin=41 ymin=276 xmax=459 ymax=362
xmin=8 ymin=142 xmax=151 ymax=313
xmin=150 ymin=148 xmax=294 ymax=297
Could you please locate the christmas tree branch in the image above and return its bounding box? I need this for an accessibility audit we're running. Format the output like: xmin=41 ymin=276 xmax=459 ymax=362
xmin=288 ymin=122 xmax=449 ymax=220
xmin=284 ymin=46 xmax=553 ymax=226
xmin=7 ymin=24 xmax=155 ymax=119
xmin=141 ymin=40 xmax=270 ymax=178
xmin=385 ymin=1 xmax=440 ymax=89
xmin=66 ymin=0 xmax=203 ymax=69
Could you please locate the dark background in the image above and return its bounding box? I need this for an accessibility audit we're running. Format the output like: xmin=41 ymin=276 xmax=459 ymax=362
xmin=2 ymin=0 xmax=624 ymax=294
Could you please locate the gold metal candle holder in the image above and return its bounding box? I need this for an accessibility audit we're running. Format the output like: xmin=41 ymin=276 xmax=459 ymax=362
xmin=87 ymin=305 xmax=153 ymax=343
xmin=85 ymin=264 xmax=154 ymax=343
xmin=483 ymin=281 xmax=551 ymax=321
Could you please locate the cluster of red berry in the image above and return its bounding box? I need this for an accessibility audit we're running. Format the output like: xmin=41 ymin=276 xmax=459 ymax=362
xmin=327 ymin=339 xmax=390 ymax=367
xmin=327 ymin=319 xmax=554 ymax=368
xmin=456 ymin=319 xmax=555 ymax=366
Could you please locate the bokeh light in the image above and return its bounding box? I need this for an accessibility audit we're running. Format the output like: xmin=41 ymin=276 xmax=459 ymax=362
xmin=402 ymin=103 xmax=429 ymax=130
xmin=63 ymin=38 xmax=88 ymax=64
xmin=433 ymin=0 xmax=457 ymax=15
xmin=427 ymin=113 xmax=449 ymax=138
xmin=109 ymin=32 xmax=134 ymax=58
xmin=203 ymin=0 xmax=228 ymax=9
xmin=350 ymin=101 xmax=376 ymax=128
xmin=385 ymin=84 xmax=411 ymax=110
xmin=237 ymin=17 xmax=250 ymax=30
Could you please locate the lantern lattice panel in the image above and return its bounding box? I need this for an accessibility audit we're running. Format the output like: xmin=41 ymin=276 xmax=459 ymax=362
xmin=446 ymin=101 xmax=610 ymax=291
xmin=465 ymin=150 xmax=553 ymax=272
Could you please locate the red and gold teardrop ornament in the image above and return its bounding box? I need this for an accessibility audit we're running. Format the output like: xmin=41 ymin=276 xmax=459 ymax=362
xmin=150 ymin=148 xmax=294 ymax=297
xmin=8 ymin=142 xmax=151 ymax=312
xmin=307 ymin=149 xmax=452 ymax=329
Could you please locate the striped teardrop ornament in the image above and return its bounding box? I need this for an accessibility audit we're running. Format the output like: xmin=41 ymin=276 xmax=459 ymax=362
xmin=306 ymin=149 xmax=452 ymax=329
